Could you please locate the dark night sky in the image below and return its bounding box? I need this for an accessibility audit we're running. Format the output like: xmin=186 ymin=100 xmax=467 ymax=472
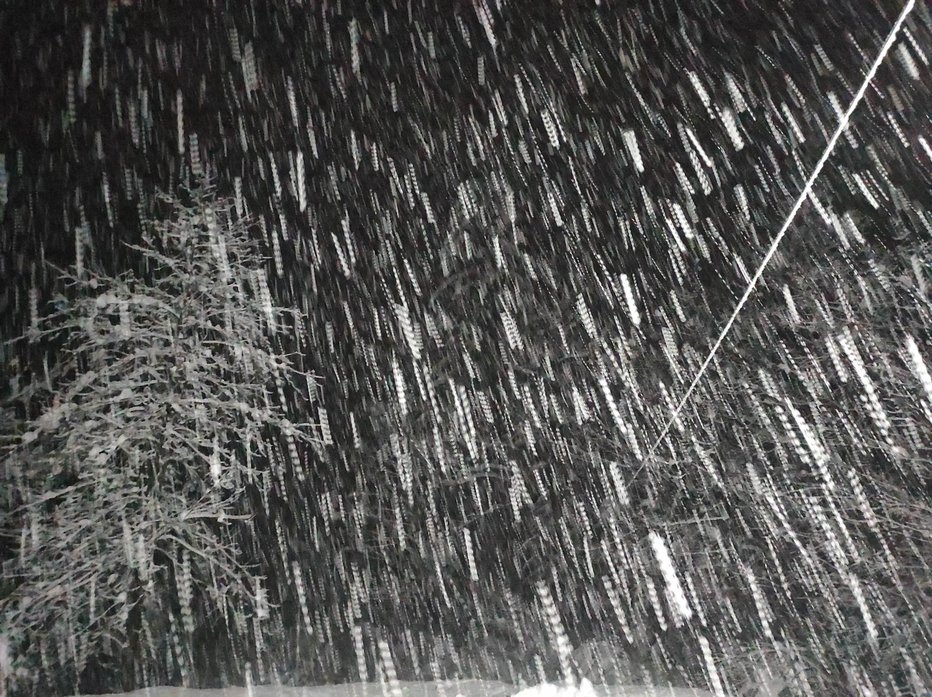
xmin=1 ymin=0 xmax=930 ymax=691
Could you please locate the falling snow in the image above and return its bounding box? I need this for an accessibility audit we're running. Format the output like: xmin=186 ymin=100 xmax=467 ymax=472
xmin=0 ymin=1 xmax=930 ymax=697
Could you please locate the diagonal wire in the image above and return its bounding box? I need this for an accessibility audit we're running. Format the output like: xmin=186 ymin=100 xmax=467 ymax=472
xmin=644 ymin=0 xmax=917 ymax=460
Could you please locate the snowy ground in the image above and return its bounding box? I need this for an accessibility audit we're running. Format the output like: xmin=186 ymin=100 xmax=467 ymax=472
xmin=69 ymin=679 xmax=714 ymax=697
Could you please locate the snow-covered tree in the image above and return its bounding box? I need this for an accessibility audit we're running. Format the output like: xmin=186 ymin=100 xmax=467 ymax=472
xmin=0 ymin=186 xmax=317 ymax=693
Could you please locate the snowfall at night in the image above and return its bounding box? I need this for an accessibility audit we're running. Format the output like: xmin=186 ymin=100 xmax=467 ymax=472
xmin=0 ymin=1 xmax=930 ymax=696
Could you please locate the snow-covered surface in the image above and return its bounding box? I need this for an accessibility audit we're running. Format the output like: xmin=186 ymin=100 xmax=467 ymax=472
xmin=71 ymin=680 xmax=714 ymax=697
xmin=511 ymin=678 xmax=710 ymax=697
